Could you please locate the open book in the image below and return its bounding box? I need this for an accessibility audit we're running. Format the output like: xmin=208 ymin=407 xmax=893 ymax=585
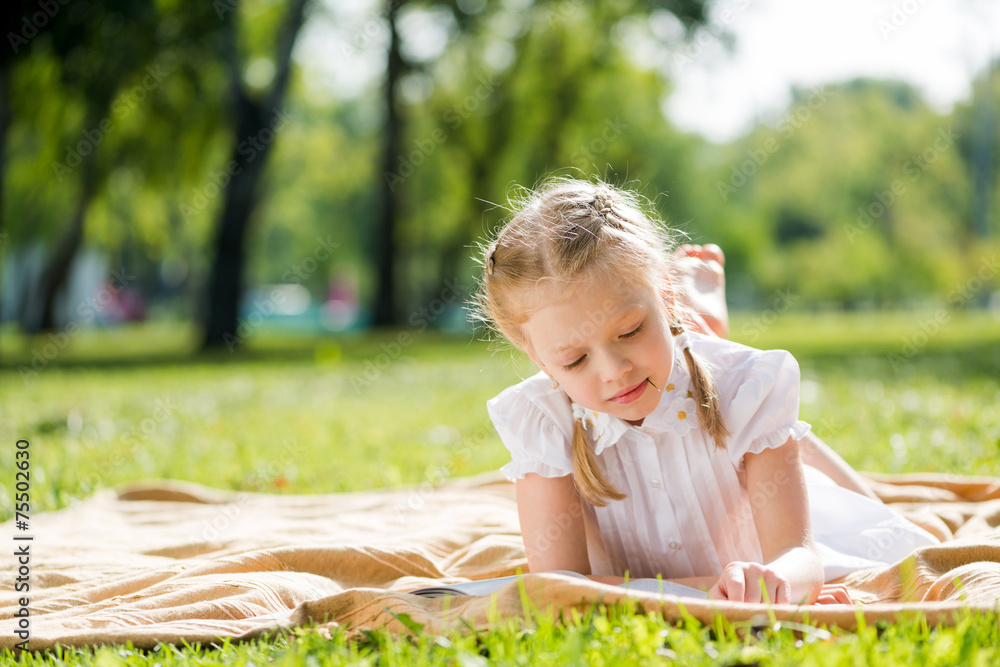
xmin=407 ymin=570 xmax=708 ymax=599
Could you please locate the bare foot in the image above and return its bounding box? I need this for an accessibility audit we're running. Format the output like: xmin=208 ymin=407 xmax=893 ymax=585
xmin=671 ymin=244 xmax=729 ymax=339
xmin=676 ymin=243 xmax=725 ymax=267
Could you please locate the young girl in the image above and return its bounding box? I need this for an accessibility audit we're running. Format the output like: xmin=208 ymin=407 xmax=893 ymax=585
xmin=475 ymin=178 xmax=939 ymax=605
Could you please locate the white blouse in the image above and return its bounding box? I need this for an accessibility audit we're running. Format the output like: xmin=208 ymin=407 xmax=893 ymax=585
xmin=487 ymin=333 xmax=939 ymax=582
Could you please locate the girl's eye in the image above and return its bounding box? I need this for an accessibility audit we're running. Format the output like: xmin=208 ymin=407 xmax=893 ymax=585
xmin=620 ymin=323 xmax=644 ymax=339
xmin=563 ymin=356 xmax=585 ymax=371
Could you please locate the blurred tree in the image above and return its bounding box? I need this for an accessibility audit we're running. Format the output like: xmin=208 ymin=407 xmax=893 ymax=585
xmin=4 ymin=0 xmax=229 ymax=331
xmin=954 ymin=60 xmax=999 ymax=240
xmin=201 ymin=0 xmax=310 ymax=349
xmin=0 ymin=6 xmax=14 ymax=243
xmin=247 ymin=98 xmax=373 ymax=285
xmin=6 ymin=0 xmax=992 ymax=334
xmin=4 ymin=0 xmax=311 ymax=347
xmin=404 ymin=6 xmax=710 ymax=304
xmin=371 ymin=0 xmax=405 ymax=326
xmin=7 ymin=0 xmax=163 ymax=333
xmin=371 ymin=0 xmax=710 ymax=325
xmin=710 ymin=79 xmax=977 ymax=308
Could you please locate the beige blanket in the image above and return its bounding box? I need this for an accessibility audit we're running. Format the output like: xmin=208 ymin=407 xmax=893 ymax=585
xmin=3 ymin=471 xmax=1000 ymax=652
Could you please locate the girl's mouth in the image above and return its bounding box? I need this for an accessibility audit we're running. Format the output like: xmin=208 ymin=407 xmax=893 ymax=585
xmin=609 ymin=380 xmax=648 ymax=405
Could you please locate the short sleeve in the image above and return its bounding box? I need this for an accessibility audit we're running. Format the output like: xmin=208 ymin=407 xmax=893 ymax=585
xmin=722 ymin=348 xmax=812 ymax=472
xmin=486 ymin=374 xmax=576 ymax=480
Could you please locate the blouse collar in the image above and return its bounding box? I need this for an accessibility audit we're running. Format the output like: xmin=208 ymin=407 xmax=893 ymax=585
xmin=570 ymin=334 xmax=697 ymax=455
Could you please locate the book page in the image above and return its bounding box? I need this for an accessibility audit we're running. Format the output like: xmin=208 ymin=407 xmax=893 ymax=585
xmin=408 ymin=572 xmax=708 ymax=598
xmin=618 ymin=578 xmax=708 ymax=598
xmin=407 ymin=570 xmax=588 ymax=597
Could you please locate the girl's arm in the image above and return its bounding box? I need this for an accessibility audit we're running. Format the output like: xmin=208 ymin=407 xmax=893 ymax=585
xmin=515 ymin=473 xmax=591 ymax=573
xmin=517 ymin=487 xmax=721 ymax=593
xmin=710 ymin=438 xmax=824 ymax=605
xmin=517 ymin=475 xmax=721 ymax=596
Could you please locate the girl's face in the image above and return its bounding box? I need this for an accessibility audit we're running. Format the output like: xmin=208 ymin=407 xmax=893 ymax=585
xmin=522 ymin=276 xmax=675 ymax=426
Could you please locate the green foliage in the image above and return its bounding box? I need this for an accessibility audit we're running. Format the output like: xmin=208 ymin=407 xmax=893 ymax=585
xmin=248 ymin=90 xmax=380 ymax=298
xmin=4 ymin=53 xmax=80 ymax=244
xmin=708 ymin=74 xmax=999 ymax=308
xmin=3 ymin=0 xmax=227 ymax=269
xmin=387 ymin=0 xmax=714 ymax=304
xmin=4 ymin=3 xmax=999 ymax=327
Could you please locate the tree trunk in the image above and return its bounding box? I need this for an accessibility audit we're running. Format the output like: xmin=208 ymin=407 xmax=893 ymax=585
xmin=200 ymin=0 xmax=309 ymax=350
xmin=22 ymin=111 xmax=102 ymax=335
xmin=200 ymin=104 xmax=270 ymax=350
xmin=372 ymin=0 xmax=404 ymax=326
xmin=0 ymin=61 xmax=9 ymax=238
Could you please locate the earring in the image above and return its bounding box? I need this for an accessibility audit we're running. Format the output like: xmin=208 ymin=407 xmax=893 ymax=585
xmin=550 ymin=376 xmax=559 ymax=389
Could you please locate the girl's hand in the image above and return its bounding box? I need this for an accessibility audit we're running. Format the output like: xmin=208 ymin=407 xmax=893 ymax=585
xmin=815 ymin=584 xmax=854 ymax=605
xmin=707 ymin=561 xmax=791 ymax=604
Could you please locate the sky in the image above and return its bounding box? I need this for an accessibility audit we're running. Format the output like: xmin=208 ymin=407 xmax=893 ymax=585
xmin=299 ymin=0 xmax=1000 ymax=144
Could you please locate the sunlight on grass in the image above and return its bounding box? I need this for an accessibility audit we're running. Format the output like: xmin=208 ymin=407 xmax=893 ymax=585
xmin=3 ymin=602 xmax=1000 ymax=666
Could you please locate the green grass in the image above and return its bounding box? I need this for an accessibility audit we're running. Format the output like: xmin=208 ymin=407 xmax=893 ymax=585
xmin=730 ymin=310 xmax=1000 ymax=477
xmin=7 ymin=605 xmax=1000 ymax=667
xmin=2 ymin=310 xmax=1000 ymax=665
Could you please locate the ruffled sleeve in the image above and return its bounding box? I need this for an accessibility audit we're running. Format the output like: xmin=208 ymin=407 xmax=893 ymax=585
xmin=486 ymin=373 xmax=576 ymax=480
xmin=717 ymin=346 xmax=812 ymax=472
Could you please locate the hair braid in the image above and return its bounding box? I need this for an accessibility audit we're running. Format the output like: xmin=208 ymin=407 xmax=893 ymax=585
xmin=571 ymin=419 xmax=626 ymax=507
xmin=671 ymin=325 xmax=729 ymax=451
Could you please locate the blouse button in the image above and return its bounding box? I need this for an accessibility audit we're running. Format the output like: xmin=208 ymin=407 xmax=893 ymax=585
xmin=668 ymin=540 xmax=682 ymax=551
xmin=650 ymin=478 xmax=661 ymax=489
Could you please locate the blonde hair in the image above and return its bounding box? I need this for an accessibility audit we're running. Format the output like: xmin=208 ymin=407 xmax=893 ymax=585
xmin=474 ymin=177 xmax=729 ymax=507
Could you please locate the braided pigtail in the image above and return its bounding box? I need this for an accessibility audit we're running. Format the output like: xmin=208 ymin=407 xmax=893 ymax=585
xmin=571 ymin=418 xmax=626 ymax=507
xmin=671 ymin=326 xmax=729 ymax=451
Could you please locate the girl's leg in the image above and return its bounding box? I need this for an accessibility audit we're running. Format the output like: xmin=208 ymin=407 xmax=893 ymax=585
xmin=673 ymin=245 xmax=881 ymax=502
xmin=798 ymin=432 xmax=880 ymax=501
xmin=672 ymin=243 xmax=729 ymax=339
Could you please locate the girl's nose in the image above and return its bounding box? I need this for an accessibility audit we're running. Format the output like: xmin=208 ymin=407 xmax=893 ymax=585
xmin=598 ymin=349 xmax=632 ymax=383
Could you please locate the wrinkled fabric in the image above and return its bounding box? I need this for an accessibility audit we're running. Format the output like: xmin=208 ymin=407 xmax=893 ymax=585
xmin=2 ymin=471 xmax=999 ymax=653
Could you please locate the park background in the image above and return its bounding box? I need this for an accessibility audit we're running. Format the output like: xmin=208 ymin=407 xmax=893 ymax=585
xmin=3 ymin=0 xmax=999 ymax=342
xmin=2 ymin=0 xmax=1000 ymax=663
